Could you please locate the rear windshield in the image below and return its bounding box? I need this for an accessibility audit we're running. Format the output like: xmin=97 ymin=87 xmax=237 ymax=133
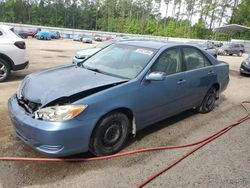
xmin=10 ymin=28 xmax=22 ymax=38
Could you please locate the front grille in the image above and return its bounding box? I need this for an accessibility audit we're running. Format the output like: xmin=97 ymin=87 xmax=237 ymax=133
xmin=17 ymin=96 xmax=41 ymax=113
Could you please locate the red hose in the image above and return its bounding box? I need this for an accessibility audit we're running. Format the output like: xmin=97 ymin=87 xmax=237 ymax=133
xmin=136 ymin=101 xmax=250 ymax=188
xmin=0 ymin=101 xmax=249 ymax=187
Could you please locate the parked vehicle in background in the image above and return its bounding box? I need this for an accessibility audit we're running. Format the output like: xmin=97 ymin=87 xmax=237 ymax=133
xmin=9 ymin=41 xmax=229 ymax=157
xmin=35 ymin=31 xmax=52 ymax=40
xmin=51 ymin=31 xmax=61 ymax=39
xmin=115 ymin=34 xmax=126 ymax=39
xmin=0 ymin=25 xmax=29 ymax=82
xmin=27 ymin=28 xmax=40 ymax=37
xmin=105 ymin=35 xmax=113 ymax=40
xmin=240 ymin=54 xmax=250 ymax=75
xmin=73 ymin=40 xmax=114 ymax=64
xmin=202 ymin=42 xmax=218 ymax=58
xmin=218 ymin=43 xmax=244 ymax=56
xmin=73 ymin=34 xmax=83 ymax=41
xmin=82 ymin=34 xmax=92 ymax=43
xmin=18 ymin=31 xmax=28 ymax=39
xmin=93 ymin=34 xmax=103 ymax=41
xmin=187 ymin=41 xmax=218 ymax=58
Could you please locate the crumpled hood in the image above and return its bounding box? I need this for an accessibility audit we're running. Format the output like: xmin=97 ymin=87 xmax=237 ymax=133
xmin=19 ymin=65 xmax=126 ymax=105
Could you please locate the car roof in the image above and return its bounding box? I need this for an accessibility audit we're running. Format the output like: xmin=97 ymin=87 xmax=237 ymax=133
xmin=0 ymin=24 xmax=13 ymax=30
xmin=116 ymin=40 xmax=197 ymax=50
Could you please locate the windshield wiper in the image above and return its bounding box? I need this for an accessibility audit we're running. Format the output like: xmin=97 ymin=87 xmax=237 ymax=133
xmin=83 ymin=65 xmax=108 ymax=74
xmin=82 ymin=65 xmax=130 ymax=79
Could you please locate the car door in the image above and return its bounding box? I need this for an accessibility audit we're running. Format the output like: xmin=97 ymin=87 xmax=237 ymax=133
xmin=137 ymin=47 xmax=188 ymax=127
xmin=182 ymin=46 xmax=217 ymax=108
xmin=234 ymin=44 xmax=240 ymax=54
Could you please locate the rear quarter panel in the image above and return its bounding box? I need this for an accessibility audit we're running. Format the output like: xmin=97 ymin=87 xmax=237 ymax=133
xmin=214 ymin=61 xmax=230 ymax=93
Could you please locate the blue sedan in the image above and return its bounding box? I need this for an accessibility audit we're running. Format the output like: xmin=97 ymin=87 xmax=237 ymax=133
xmin=8 ymin=41 xmax=229 ymax=157
xmin=35 ymin=31 xmax=52 ymax=40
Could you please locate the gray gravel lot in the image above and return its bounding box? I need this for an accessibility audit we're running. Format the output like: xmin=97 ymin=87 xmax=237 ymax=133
xmin=0 ymin=39 xmax=249 ymax=188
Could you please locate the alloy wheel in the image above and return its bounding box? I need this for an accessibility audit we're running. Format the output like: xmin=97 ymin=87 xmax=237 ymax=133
xmin=0 ymin=62 xmax=7 ymax=79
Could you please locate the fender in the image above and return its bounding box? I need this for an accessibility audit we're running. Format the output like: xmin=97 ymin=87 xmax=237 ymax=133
xmin=0 ymin=52 xmax=15 ymax=70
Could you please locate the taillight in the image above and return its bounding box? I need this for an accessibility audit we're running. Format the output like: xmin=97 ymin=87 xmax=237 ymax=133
xmin=14 ymin=41 xmax=26 ymax=49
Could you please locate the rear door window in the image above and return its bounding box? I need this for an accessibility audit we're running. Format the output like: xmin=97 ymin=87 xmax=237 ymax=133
xmin=183 ymin=47 xmax=211 ymax=71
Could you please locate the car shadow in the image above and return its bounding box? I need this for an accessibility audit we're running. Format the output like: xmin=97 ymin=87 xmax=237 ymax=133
xmin=6 ymin=74 xmax=27 ymax=82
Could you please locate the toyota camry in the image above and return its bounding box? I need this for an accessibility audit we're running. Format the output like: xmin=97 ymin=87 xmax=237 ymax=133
xmin=8 ymin=41 xmax=229 ymax=157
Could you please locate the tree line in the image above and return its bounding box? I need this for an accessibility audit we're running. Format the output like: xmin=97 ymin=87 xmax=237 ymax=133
xmin=0 ymin=0 xmax=249 ymax=40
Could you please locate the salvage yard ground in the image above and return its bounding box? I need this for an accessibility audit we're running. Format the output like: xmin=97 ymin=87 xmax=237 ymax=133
xmin=0 ymin=39 xmax=249 ymax=188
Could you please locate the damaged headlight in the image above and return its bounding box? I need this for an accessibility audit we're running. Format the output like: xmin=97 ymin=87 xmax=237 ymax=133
xmin=243 ymin=60 xmax=250 ymax=66
xmin=34 ymin=105 xmax=88 ymax=122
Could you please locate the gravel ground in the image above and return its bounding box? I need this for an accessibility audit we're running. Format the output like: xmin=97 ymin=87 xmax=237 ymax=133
xmin=0 ymin=39 xmax=249 ymax=188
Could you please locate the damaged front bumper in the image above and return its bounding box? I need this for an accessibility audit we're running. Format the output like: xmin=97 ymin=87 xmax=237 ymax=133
xmin=8 ymin=95 xmax=96 ymax=157
xmin=240 ymin=63 xmax=250 ymax=75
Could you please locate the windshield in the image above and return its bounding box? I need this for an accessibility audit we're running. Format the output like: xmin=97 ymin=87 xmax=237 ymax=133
xmin=83 ymin=44 xmax=156 ymax=79
xmin=10 ymin=28 xmax=22 ymax=38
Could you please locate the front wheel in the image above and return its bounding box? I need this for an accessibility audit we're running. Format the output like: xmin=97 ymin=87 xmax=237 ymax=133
xmin=238 ymin=51 xmax=243 ymax=57
xmin=197 ymin=87 xmax=217 ymax=114
xmin=89 ymin=112 xmax=131 ymax=156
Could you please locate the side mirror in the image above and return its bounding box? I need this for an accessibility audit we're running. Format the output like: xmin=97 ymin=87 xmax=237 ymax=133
xmin=76 ymin=62 xmax=83 ymax=67
xmin=73 ymin=59 xmax=86 ymax=66
xmin=146 ymin=72 xmax=166 ymax=81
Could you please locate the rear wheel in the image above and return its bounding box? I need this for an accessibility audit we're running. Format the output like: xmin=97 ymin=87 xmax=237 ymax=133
xmin=197 ymin=87 xmax=217 ymax=114
xmin=89 ymin=112 xmax=131 ymax=156
xmin=238 ymin=51 xmax=243 ymax=57
xmin=0 ymin=59 xmax=10 ymax=82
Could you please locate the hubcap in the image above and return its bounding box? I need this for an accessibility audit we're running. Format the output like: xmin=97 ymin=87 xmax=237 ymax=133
xmin=0 ymin=63 xmax=7 ymax=79
xmin=103 ymin=122 xmax=122 ymax=146
xmin=205 ymin=94 xmax=215 ymax=110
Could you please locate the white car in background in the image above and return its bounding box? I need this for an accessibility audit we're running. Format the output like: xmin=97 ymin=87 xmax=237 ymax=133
xmin=0 ymin=25 xmax=29 ymax=82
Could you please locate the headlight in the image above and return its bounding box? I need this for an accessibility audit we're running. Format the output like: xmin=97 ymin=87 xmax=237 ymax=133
xmin=17 ymin=82 xmax=22 ymax=99
xmin=243 ymin=60 xmax=250 ymax=66
xmin=34 ymin=105 xmax=88 ymax=122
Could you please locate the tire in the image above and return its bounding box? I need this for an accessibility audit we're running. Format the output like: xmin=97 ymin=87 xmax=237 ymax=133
xmin=0 ymin=59 xmax=11 ymax=82
xmin=238 ymin=51 xmax=243 ymax=57
xmin=197 ymin=87 xmax=217 ymax=114
xmin=89 ymin=112 xmax=131 ymax=156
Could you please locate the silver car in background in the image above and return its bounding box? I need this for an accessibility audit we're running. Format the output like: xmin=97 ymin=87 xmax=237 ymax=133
xmin=72 ymin=40 xmax=115 ymax=64
xmin=187 ymin=41 xmax=218 ymax=58
xmin=82 ymin=35 xmax=92 ymax=43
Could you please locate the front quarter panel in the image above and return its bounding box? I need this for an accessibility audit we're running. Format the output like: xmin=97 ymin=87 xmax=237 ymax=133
xmin=73 ymin=79 xmax=144 ymax=129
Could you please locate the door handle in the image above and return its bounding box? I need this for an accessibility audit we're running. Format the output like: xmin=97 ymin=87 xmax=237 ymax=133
xmin=208 ymin=70 xmax=215 ymax=75
xmin=177 ymin=79 xmax=186 ymax=85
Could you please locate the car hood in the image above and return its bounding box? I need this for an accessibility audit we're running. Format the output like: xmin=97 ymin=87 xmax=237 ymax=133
xmin=19 ymin=65 xmax=127 ymax=106
xmin=75 ymin=48 xmax=101 ymax=58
